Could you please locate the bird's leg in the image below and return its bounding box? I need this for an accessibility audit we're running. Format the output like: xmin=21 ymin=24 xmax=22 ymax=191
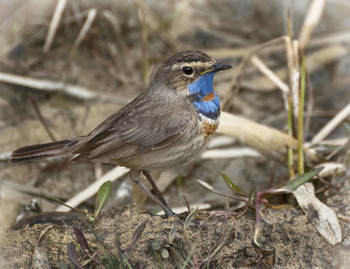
xmin=129 ymin=170 xmax=175 ymax=217
xmin=142 ymin=170 xmax=169 ymax=208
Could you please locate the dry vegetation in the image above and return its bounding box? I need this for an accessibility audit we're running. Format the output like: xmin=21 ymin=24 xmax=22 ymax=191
xmin=0 ymin=0 xmax=349 ymax=268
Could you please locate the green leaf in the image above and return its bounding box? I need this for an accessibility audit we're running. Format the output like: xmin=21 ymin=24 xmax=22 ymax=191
xmin=94 ymin=180 xmax=112 ymax=217
xmin=275 ymin=167 xmax=324 ymax=194
xmin=221 ymin=173 xmax=243 ymax=194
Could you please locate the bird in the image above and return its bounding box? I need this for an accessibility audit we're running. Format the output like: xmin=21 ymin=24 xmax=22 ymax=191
xmin=10 ymin=50 xmax=232 ymax=216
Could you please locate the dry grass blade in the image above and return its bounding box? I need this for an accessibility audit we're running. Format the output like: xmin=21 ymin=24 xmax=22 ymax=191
xmin=291 ymin=40 xmax=300 ymax=119
xmin=241 ymin=44 xmax=347 ymax=93
xmin=250 ymin=56 xmax=289 ymax=95
xmin=55 ymin=167 xmax=128 ymax=212
xmin=0 ymin=72 xmax=128 ymax=104
xmin=250 ymin=55 xmax=289 ymax=111
xmin=196 ymin=179 xmax=247 ymax=203
xmin=201 ymin=147 xmax=261 ymax=160
xmin=29 ymin=97 xmax=57 ymax=142
xmin=138 ymin=1 xmax=149 ymax=87
xmin=207 ymin=29 xmax=350 ymax=61
xmin=222 ymin=36 xmax=287 ymax=109
xmin=317 ymin=163 xmax=347 ymax=177
xmin=311 ymin=103 xmax=350 ymax=144
xmin=73 ymin=8 xmax=98 ymax=50
xmin=310 ymin=29 xmax=350 ymax=46
xmin=184 ymin=206 xmax=198 ymax=230
xmin=0 ymin=1 xmax=55 ymax=59
xmin=203 ymin=227 xmax=234 ymax=265
xmin=44 ymin=0 xmax=67 ymax=52
xmin=298 ymin=0 xmax=326 ymax=50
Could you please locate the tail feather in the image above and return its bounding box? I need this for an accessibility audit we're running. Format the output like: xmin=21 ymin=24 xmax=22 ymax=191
xmin=10 ymin=138 xmax=81 ymax=164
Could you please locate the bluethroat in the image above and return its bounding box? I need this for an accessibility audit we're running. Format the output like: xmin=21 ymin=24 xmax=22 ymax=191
xmin=10 ymin=50 xmax=232 ymax=216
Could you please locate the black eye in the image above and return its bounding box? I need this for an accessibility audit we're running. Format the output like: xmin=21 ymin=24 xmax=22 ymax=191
xmin=182 ymin=66 xmax=194 ymax=76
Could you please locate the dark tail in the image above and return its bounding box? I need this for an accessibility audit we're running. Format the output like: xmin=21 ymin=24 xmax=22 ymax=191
xmin=10 ymin=137 xmax=82 ymax=164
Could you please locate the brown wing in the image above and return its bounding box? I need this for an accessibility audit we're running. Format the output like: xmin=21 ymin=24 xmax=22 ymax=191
xmin=72 ymin=89 xmax=195 ymax=162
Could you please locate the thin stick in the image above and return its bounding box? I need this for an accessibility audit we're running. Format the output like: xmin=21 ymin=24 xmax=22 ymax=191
xmin=44 ymin=0 xmax=67 ymax=52
xmin=303 ymin=61 xmax=314 ymax=141
xmin=292 ymin=40 xmax=300 ymax=119
xmin=311 ymin=103 xmax=350 ymax=144
xmin=298 ymin=58 xmax=306 ymax=175
xmin=287 ymin=96 xmax=295 ymax=178
xmin=0 ymin=71 xmax=128 ymax=104
xmin=222 ymin=36 xmax=287 ymax=110
xmin=207 ymin=30 xmax=350 ymax=60
xmin=286 ymin=13 xmax=295 ymax=178
xmin=138 ymin=1 xmax=149 ymax=87
xmin=201 ymin=147 xmax=261 ymax=159
xmin=29 ymin=97 xmax=57 ymax=142
xmin=250 ymin=56 xmax=289 ymax=95
xmin=73 ymin=8 xmax=97 ymax=50
xmin=55 ymin=167 xmax=129 ymax=212
xmin=299 ymin=0 xmax=326 ymax=50
xmin=250 ymin=56 xmax=289 ymax=110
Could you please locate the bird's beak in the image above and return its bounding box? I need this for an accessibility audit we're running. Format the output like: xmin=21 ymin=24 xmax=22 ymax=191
xmin=200 ymin=62 xmax=232 ymax=75
xmin=210 ymin=62 xmax=232 ymax=72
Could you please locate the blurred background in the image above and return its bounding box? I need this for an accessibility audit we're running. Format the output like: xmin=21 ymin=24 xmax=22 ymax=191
xmin=0 ymin=0 xmax=349 ymax=229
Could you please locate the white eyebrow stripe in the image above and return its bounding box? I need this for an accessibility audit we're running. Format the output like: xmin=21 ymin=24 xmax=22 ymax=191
xmin=171 ymin=60 xmax=215 ymax=70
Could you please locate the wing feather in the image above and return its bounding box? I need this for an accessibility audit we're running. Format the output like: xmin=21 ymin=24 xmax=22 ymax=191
xmin=72 ymin=89 xmax=195 ymax=162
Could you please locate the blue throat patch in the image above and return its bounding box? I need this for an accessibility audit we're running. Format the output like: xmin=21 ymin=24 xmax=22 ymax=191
xmin=187 ymin=72 xmax=220 ymax=120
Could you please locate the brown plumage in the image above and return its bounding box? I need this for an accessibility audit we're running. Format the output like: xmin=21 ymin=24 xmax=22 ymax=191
xmin=10 ymin=50 xmax=232 ymax=216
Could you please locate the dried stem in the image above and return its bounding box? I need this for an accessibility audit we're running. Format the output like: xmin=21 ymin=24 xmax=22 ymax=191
xmin=44 ymin=0 xmax=67 ymax=52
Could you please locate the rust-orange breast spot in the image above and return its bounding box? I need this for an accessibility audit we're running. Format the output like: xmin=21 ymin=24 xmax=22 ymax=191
xmin=202 ymin=121 xmax=217 ymax=138
xmin=203 ymin=92 xmax=215 ymax=102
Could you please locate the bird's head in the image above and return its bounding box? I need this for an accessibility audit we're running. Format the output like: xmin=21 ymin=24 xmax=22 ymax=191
xmin=152 ymin=50 xmax=232 ymax=95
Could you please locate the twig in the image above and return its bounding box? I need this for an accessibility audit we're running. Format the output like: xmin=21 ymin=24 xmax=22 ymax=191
xmin=317 ymin=162 xmax=347 ymax=178
xmin=0 ymin=71 xmax=129 ymax=105
xmin=291 ymin=40 xmax=300 ymax=119
xmin=298 ymin=0 xmax=326 ymax=50
xmin=201 ymin=147 xmax=261 ymax=160
xmin=55 ymin=167 xmax=129 ymax=212
xmin=241 ymin=45 xmax=347 ymax=93
xmin=29 ymin=96 xmax=57 ymax=142
xmin=311 ymin=103 xmax=350 ymax=144
xmin=207 ymin=30 xmax=350 ymax=60
xmin=73 ymin=8 xmax=97 ymax=50
xmin=250 ymin=56 xmax=289 ymax=95
xmin=138 ymin=1 xmax=149 ymax=87
xmin=250 ymin=55 xmax=289 ymax=110
xmin=206 ymin=136 xmax=235 ymax=149
xmin=286 ymin=11 xmax=295 ymax=177
xmin=304 ymin=66 xmax=314 ymax=140
xmin=222 ymin=36 xmax=287 ymax=110
xmin=297 ymin=58 xmax=306 ymax=175
xmin=44 ymin=0 xmax=67 ymax=52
